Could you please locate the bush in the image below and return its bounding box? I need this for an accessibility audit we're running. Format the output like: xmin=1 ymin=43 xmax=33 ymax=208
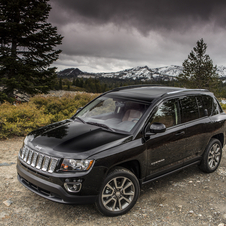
xmin=0 ymin=92 xmax=99 ymax=139
xmin=220 ymin=103 xmax=226 ymax=111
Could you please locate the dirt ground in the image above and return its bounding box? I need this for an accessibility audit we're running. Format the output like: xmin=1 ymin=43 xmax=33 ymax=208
xmin=0 ymin=137 xmax=226 ymax=226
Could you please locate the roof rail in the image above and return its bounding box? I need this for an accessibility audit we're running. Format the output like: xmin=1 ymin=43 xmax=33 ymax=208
xmin=111 ymin=84 xmax=166 ymax=92
xmin=161 ymin=88 xmax=210 ymax=97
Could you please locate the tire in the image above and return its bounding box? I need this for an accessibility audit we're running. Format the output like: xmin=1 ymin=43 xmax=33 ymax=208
xmin=95 ymin=167 xmax=140 ymax=216
xmin=199 ymin=138 xmax=222 ymax=173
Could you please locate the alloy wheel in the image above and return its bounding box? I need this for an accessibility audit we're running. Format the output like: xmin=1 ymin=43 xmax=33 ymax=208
xmin=101 ymin=176 xmax=135 ymax=212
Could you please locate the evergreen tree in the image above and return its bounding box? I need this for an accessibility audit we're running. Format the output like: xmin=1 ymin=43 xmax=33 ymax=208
xmin=79 ymin=79 xmax=84 ymax=88
xmin=0 ymin=0 xmax=63 ymax=102
xmin=177 ymin=38 xmax=219 ymax=92
xmin=72 ymin=77 xmax=76 ymax=86
xmin=59 ymin=78 xmax=63 ymax=90
xmin=75 ymin=78 xmax=80 ymax=87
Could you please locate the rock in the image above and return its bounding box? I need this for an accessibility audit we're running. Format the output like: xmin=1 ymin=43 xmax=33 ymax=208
xmin=188 ymin=210 xmax=194 ymax=214
xmin=3 ymin=200 xmax=13 ymax=207
xmin=0 ymin=162 xmax=15 ymax=167
xmin=223 ymin=214 xmax=226 ymax=219
xmin=218 ymin=223 xmax=225 ymax=226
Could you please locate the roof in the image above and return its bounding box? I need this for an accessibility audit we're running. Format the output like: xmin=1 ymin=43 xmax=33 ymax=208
xmin=105 ymin=85 xmax=210 ymax=102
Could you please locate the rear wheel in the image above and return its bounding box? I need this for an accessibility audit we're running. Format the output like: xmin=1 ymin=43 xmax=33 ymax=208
xmin=199 ymin=138 xmax=222 ymax=173
xmin=95 ymin=168 xmax=140 ymax=216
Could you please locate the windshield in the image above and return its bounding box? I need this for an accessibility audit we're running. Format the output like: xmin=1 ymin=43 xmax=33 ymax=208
xmin=74 ymin=96 xmax=149 ymax=132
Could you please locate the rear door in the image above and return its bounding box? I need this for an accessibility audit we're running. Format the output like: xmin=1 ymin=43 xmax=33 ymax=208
xmin=179 ymin=95 xmax=211 ymax=164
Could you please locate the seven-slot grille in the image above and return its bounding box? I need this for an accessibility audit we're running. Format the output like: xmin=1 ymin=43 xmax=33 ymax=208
xmin=19 ymin=145 xmax=58 ymax=173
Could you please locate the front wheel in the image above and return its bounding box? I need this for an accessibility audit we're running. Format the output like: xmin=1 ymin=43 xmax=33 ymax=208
xmin=199 ymin=138 xmax=222 ymax=173
xmin=95 ymin=168 xmax=140 ymax=216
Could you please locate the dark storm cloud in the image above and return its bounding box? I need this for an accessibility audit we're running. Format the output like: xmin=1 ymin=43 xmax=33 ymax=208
xmin=49 ymin=0 xmax=226 ymax=33
xmin=49 ymin=0 xmax=226 ymax=72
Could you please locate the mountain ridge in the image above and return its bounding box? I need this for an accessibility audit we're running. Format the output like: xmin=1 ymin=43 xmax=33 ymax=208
xmin=57 ymin=65 xmax=226 ymax=81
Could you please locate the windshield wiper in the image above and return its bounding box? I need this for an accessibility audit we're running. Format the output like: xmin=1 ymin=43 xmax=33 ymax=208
xmin=73 ymin=116 xmax=86 ymax=124
xmin=87 ymin=122 xmax=115 ymax=132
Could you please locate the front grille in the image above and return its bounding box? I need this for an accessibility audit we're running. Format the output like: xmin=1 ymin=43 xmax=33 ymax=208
xmin=19 ymin=145 xmax=59 ymax=174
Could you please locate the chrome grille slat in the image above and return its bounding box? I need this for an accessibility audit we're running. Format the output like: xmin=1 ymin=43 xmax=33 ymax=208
xmin=36 ymin=154 xmax=44 ymax=169
xmin=23 ymin=148 xmax=29 ymax=161
xmin=21 ymin=147 xmax=26 ymax=158
xmin=19 ymin=146 xmax=58 ymax=174
xmin=42 ymin=156 xmax=50 ymax=171
xmin=27 ymin=150 xmax=33 ymax=164
xmin=31 ymin=152 xmax=38 ymax=167
xmin=48 ymin=158 xmax=58 ymax=173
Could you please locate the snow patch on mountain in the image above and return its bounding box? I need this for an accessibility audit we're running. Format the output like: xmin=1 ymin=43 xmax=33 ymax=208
xmin=57 ymin=65 xmax=226 ymax=81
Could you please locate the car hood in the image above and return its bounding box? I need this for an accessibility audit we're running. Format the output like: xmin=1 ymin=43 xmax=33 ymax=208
xmin=26 ymin=119 xmax=132 ymax=159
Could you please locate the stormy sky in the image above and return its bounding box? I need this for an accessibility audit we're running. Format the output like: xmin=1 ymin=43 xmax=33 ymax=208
xmin=49 ymin=0 xmax=226 ymax=72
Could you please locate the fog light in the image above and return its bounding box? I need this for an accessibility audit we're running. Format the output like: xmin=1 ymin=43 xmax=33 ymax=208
xmin=64 ymin=179 xmax=82 ymax=193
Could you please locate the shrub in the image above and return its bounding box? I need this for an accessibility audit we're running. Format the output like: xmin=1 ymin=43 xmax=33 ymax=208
xmin=0 ymin=92 xmax=99 ymax=139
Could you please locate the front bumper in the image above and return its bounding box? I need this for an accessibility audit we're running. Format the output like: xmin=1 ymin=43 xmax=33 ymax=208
xmin=17 ymin=160 xmax=98 ymax=204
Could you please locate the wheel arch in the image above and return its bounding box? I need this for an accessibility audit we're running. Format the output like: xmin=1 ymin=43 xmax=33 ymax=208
xmin=212 ymin=133 xmax=224 ymax=147
xmin=108 ymin=160 xmax=141 ymax=182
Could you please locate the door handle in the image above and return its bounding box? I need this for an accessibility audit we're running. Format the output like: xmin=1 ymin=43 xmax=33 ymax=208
xmin=175 ymin=131 xmax=185 ymax=136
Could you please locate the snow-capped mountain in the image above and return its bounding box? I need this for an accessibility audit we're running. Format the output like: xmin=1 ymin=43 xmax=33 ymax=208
xmin=100 ymin=65 xmax=183 ymax=80
xmin=217 ymin=66 xmax=226 ymax=78
xmin=57 ymin=65 xmax=226 ymax=81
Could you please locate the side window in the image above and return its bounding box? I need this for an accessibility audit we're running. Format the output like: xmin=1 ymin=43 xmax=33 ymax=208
xmin=151 ymin=99 xmax=179 ymax=128
xmin=212 ymin=98 xmax=221 ymax=115
xmin=180 ymin=96 xmax=199 ymax=123
xmin=196 ymin=96 xmax=206 ymax=118
xmin=202 ymin=95 xmax=213 ymax=116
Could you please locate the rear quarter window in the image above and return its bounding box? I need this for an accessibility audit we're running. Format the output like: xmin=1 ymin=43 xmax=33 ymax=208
xmin=212 ymin=97 xmax=223 ymax=115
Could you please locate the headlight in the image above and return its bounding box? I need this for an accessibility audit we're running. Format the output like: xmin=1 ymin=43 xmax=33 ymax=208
xmin=60 ymin=159 xmax=94 ymax=171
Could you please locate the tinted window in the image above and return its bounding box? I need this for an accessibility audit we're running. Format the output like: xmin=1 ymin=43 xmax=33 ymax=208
xmin=202 ymin=95 xmax=213 ymax=116
xmin=212 ymin=98 xmax=221 ymax=115
xmin=196 ymin=96 xmax=206 ymax=118
xmin=151 ymin=99 xmax=179 ymax=128
xmin=180 ymin=96 xmax=199 ymax=123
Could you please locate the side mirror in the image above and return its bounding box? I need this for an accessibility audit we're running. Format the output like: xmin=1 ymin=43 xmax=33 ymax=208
xmin=150 ymin=122 xmax=166 ymax=133
xmin=145 ymin=122 xmax=166 ymax=137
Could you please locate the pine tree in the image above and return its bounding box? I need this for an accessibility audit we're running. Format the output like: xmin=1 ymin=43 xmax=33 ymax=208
xmin=0 ymin=0 xmax=63 ymax=102
xmin=72 ymin=77 xmax=76 ymax=86
xmin=177 ymin=38 xmax=219 ymax=92
xmin=59 ymin=78 xmax=63 ymax=90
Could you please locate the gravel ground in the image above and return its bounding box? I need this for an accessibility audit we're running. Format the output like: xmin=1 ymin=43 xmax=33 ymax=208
xmin=0 ymin=137 xmax=226 ymax=226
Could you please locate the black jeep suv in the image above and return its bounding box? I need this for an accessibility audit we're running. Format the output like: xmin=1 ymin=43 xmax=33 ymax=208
xmin=17 ymin=85 xmax=226 ymax=216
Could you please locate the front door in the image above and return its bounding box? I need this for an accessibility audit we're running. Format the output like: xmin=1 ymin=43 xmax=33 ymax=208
xmin=145 ymin=98 xmax=186 ymax=180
